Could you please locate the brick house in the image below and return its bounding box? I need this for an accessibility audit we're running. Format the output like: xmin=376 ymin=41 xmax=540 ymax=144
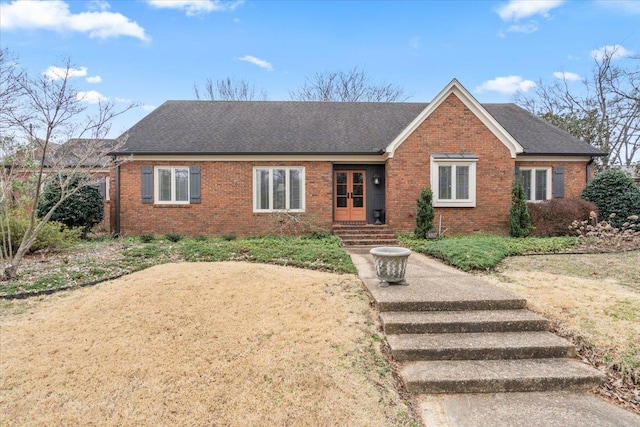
xmin=109 ymin=79 xmax=604 ymax=237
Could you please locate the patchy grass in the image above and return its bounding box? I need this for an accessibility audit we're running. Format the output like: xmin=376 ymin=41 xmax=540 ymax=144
xmin=0 ymin=263 xmax=417 ymax=426
xmin=0 ymin=235 xmax=356 ymax=297
xmin=399 ymin=234 xmax=579 ymax=271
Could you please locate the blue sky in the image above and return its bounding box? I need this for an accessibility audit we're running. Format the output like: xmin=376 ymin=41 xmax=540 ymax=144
xmin=1 ymin=0 xmax=638 ymax=138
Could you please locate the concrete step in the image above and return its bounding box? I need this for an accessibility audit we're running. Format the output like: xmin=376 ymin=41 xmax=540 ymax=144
xmin=381 ymin=310 xmax=550 ymax=334
xmin=376 ymin=297 xmax=527 ymax=313
xmin=387 ymin=331 xmax=575 ymax=361
xmin=341 ymin=239 xmax=400 ymax=246
xmin=400 ymin=358 xmax=605 ymax=394
xmin=336 ymin=233 xmax=397 ymax=239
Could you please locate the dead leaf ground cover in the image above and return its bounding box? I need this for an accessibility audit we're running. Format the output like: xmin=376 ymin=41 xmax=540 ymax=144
xmin=0 ymin=262 xmax=417 ymax=427
xmin=482 ymin=250 xmax=640 ymax=414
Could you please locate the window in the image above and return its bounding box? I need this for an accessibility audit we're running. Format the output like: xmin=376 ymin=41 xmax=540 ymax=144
xmin=519 ymin=168 xmax=551 ymax=201
xmin=430 ymin=154 xmax=477 ymax=207
xmin=254 ymin=167 xmax=305 ymax=212
xmin=155 ymin=166 xmax=189 ymax=204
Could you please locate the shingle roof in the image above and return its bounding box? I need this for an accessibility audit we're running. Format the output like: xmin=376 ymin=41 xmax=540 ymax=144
xmin=115 ymin=100 xmax=604 ymax=157
xmin=483 ymin=104 xmax=605 ymax=156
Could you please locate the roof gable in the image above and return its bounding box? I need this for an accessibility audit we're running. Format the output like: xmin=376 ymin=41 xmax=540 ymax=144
xmin=385 ymin=79 xmax=524 ymax=159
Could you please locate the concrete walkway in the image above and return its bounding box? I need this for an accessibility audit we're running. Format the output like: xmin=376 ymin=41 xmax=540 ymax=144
xmin=347 ymin=248 xmax=640 ymax=427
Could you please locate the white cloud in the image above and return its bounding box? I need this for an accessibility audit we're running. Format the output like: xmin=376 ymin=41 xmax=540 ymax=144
xmin=146 ymin=0 xmax=243 ymax=16
xmin=594 ymin=0 xmax=640 ymax=15
xmin=506 ymin=22 xmax=538 ymax=34
xmin=553 ymin=71 xmax=581 ymax=81
xmin=76 ymin=90 xmax=108 ymax=104
xmin=476 ymin=76 xmax=536 ymax=95
xmin=86 ymin=75 xmax=102 ymax=83
xmin=591 ymin=44 xmax=633 ymax=61
xmin=44 ymin=65 xmax=87 ymax=80
xmin=496 ymin=0 xmax=564 ymax=21
xmin=142 ymin=104 xmax=156 ymax=112
xmin=237 ymin=55 xmax=273 ymax=71
xmin=115 ymin=97 xmax=132 ymax=103
xmin=0 ymin=0 xmax=149 ymax=42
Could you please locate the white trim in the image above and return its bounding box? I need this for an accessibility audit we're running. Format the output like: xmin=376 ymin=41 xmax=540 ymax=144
xmin=430 ymin=156 xmax=478 ymax=207
xmin=516 ymin=156 xmax=593 ymax=162
xmin=519 ymin=167 xmax=552 ymax=201
xmin=116 ymin=154 xmax=387 ymax=163
xmin=386 ymin=79 xmax=524 ymax=159
xmin=253 ymin=166 xmax=306 ymax=213
xmin=154 ymin=166 xmax=190 ymax=205
xmin=105 ymin=176 xmax=110 ymax=201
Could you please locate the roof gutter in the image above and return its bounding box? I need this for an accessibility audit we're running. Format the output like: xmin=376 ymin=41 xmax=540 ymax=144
xmin=109 ymin=150 xmax=387 ymax=156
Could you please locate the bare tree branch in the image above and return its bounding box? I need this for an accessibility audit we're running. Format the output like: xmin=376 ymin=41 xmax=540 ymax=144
xmin=290 ymin=67 xmax=409 ymax=102
xmin=193 ymin=77 xmax=267 ymax=101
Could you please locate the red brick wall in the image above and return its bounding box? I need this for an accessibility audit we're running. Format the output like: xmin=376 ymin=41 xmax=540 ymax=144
xmin=113 ymin=161 xmax=334 ymax=236
xmin=386 ymin=94 xmax=516 ymax=235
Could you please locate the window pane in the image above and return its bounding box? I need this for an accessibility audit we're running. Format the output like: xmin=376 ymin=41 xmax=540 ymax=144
xmin=289 ymin=169 xmax=301 ymax=210
xmin=272 ymin=169 xmax=286 ymax=210
xmin=535 ymin=170 xmax=547 ymax=201
xmin=158 ymin=169 xmax=172 ymax=201
xmin=439 ymin=166 xmax=452 ymax=199
xmin=256 ymin=169 xmax=269 ymax=210
xmin=175 ymin=168 xmax=189 ymax=202
xmin=521 ymin=170 xmax=532 ymax=201
xmin=456 ymin=166 xmax=469 ymax=200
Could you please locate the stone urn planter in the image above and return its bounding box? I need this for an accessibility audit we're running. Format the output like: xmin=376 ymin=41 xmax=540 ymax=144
xmin=369 ymin=247 xmax=411 ymax=287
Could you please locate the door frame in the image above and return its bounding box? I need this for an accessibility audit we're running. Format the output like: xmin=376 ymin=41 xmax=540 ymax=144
xmin=334 ymin=169 xmax=367 ymax=222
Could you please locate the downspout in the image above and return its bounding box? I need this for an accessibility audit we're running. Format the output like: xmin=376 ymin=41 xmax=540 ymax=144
xmin=114 ymin=161 xmax=121 ymax=238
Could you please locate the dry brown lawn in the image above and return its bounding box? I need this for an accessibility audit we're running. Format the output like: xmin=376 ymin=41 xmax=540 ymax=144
xmin=0 ymin=262 xmax=415 ymax=427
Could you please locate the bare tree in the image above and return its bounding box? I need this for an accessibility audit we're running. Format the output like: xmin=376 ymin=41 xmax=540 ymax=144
xmin=193 ymin=77 xmax=267 ymax=101
xmin=0 ymin=54 xmax=134 ymax=280
xmin=515 ymin=46 xmax=640 ymax=166
xmin=290 ymin=67 xmax=408 ymax=102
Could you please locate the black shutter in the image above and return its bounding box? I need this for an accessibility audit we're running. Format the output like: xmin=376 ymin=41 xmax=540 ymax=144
xmin=141 ymin=166 xmax=153 ymax=203
xmin=553 ymin=166 xmax=565 ymax=198
xmin=514 ymin=166 xmax=521 ymax=183
xmin=190 ymin=165 xmax=201 ymax=204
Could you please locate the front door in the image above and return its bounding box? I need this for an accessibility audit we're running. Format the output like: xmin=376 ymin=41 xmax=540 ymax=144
xmin=334 ymin=170 xmax=366 ymax=222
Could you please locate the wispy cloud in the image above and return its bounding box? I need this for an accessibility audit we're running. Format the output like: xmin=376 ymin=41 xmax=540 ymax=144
xmin=76 ymin=90 xmax=108 ymax=104
xmin=86 ymin=75 xmax=102 ymax=83
xmin=142 ymin=104 xmax=156 ymax=112
xmin=476 ymin=76 xmax=536 ymax=95
xmin=553 ymin=71 xmax=581 ymax=81
xmin=146 ymin=0 xmax=244 ymax=16
xmin=496 ymin=0 xmax=564 ymax=21
xmin=506 ymin=23 xmax=538 ymax=34
xmin=44 ymin=65 xmax=88 ymax=81
xmin=237 ymin=55 xmax=273 ymax=71
xmin=0 ymin=0 xmax=149 ymax=42
xmin=594 ymin=0 xmax=640 ymax=15
xmin=591 ymin=44 xmax=633 ymax=61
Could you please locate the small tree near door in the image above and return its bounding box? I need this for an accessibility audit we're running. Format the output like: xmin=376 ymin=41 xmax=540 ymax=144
xmin=415 ymin=187 xmax=435 ymax=238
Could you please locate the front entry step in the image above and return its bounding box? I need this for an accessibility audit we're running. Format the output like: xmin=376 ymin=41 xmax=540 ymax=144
xmin=387 ymin=331 xmax=576 ymax=361
xmin=333 ymin=224 xmax=399 ymax=247
xmin=400 ymin=358 xmax=605 ymax=394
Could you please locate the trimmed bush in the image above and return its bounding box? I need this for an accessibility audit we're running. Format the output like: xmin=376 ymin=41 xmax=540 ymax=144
xmin=414 ymin=187 xmax=435 ymax=238
xmin=582 ymin=169 xmax=640 ymax=228
xmin=36 ymin=174 xmax=104 ymax=236
xmin=509 ymin=180 xmax=532 ymax=237
xmin=528 ymin=198 xmax=598 ymax=237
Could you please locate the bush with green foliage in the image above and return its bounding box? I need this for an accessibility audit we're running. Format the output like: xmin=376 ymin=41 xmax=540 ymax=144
xmin=3 ymin=209 xmax=80 ymax=254
xmin=509 ymin=180 xmax=532 ymax=237
xmin=582 ymin=168 xmax=640 ymax=228
xmin=527 ymin=198 xmax=598 ymax=237
xmin=414 ymin=187 xmax=435 ymax=238
xmin=36 ymin=174 xmax=104 ymax=236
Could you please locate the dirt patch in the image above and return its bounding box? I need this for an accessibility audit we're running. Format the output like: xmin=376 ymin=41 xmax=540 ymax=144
xmin=0 ymin=262 xmax=416 ymax=426
xmin=482 ymin=252 xmax=640 ymax=414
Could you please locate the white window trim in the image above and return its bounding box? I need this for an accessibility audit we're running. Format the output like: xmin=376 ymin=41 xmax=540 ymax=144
xmin=105 ymin=177 xmax=110 ymax=201
xmin=154 ymin=166 xmax=190 ymax=205
xmin=520 ymin=167 xmax=552 ymax=202
xmin=430 ymin=157 xmax=477 ymax=207
xmin=253 ymin=167 xmax=306 ymax=213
